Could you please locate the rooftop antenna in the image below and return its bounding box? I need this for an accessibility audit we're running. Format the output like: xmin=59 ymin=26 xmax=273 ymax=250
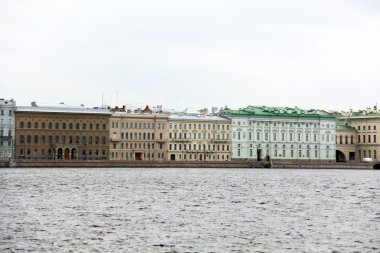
xmin=116 ymin=91 xmax=119 ymax=107
xmin=101 ymin=92 xmax=104 ymax=108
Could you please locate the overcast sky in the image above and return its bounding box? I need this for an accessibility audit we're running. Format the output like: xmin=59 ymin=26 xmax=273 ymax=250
xmin=1 ymin=0 xmax=379 ymax=111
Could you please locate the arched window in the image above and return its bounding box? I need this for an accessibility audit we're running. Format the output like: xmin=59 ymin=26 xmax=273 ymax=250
xmin=82 ymin=136 xmax=86 ymax=144
xmin=76 ymin=123 xmax=80 ymax=130
xmin=20 ymin=135 xmax=24 ymax=143
xmin=48 ymin=123 xmax=52 ymax=129
xmin=102 ymin=137 xmax=106 ymax=144
xmin=345 ymin=135 xmax=348 ymax=144
xmin=339 ymin=135 xmax=343 ymax=144
xmin=62 ymin=123 xmax=66 ymax=129
xmin=69 ymin=123 xmax=73 ymax=130
xmin=95 ymin=137 xmax=99 ymax=144
xmin=90 ymin=123 xmax=93 ymax=130
xmin=76 ymin=136 xmax=80 ymax=144
xmin=83 ymin=123 xmax=86 ymax=130
xmin=89 ymin=136 xmax=93 ymax=144
xmin=41 ymin=122 xmax=46 ymax=129
xmin=121 ymin=132 xmax=124 ymax=139
xmin=55 ymin=122 xmax=59 ymax=129
xmin=34 ymin=135 xmax=38 ymax=144
xmin=27 ymin=122 xmax=31 ymax=128
xmin=351 ymin=135 xmax=354 ymax=144
xmin=20 ymin=122 xmax=24 ymax=128
xmin=27 ymin=135 xmax=31 ymax=143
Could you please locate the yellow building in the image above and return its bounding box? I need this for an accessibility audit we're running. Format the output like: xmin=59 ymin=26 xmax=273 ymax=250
xmin=340 ymin=107 xmax=380 ymax=161
xmin=336 ymin=125 xmax=357 ymax=162
xmin=15 ymin=105 xmax=111 ymax=160
xmin=109 ymin=110 xmax=168 ymax=161
xmin=168 ymin=112 xmax=231 ymax=161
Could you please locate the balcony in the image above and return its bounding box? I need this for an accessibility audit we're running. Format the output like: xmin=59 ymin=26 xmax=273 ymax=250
xmin=110 ymin=137 xmax=121 ymax=142
xmin=170 ymin=138 xmax=191 ymax=142
xmin=211 ymin=139 xmax=230 ymax=143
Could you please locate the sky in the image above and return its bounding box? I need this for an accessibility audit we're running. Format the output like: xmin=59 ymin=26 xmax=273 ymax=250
xmin=0 ymin=0 xmax=379 ymax=111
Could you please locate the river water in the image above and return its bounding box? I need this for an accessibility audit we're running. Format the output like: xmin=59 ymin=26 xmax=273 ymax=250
xmin=0 ymin=168 xmax=379 ymax=253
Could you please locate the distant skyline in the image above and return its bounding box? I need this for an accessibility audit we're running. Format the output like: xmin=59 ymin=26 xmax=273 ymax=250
xmin=1 ymin=0 xmax=379 ymax=111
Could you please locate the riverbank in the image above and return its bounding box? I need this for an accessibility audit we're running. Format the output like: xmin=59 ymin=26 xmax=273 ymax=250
xmin=1 ymin=159 xmax=377 ymax=169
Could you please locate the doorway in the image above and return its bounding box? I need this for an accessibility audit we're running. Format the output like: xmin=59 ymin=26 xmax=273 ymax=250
xmin=135 ymin=152 xmax=143 ymax=160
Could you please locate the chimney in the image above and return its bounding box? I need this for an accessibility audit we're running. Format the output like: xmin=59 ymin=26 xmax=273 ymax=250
xmin=31 ymin=101 xmax=37 ymax=107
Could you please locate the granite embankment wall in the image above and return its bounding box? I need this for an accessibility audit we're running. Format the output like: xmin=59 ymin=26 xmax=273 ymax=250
xmin=2 ymin=159 xmax=377 ymax=169
xmin=8 ymin=160 xmax=252 ymax=168
xmin=270 ymin=160 xmax=374 ymax=169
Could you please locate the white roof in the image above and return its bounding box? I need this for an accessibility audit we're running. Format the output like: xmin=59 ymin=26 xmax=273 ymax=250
xmin=16 ymin=105 xmax=112 ymax=115
xmin=112 ymin=112 xmax=168 ymax=118
xmin=169 ymin=114 xmax=230 ymax=122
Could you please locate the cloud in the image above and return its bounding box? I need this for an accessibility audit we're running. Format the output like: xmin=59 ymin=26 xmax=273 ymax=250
xmin=0 ymin=0 xmax=379 ymax=110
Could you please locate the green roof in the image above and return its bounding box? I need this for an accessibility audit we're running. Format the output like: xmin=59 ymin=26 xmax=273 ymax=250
xmin=336 ymin=125 xmax=356 ymax=132
xmin=225 ymin=106 xmax=336 ymax=119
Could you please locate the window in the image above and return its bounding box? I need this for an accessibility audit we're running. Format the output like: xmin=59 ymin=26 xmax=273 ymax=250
xmin=358 ymin=135 xmax=361 ymax=143
xmin=282 ymin=133 xmax=285 ymax=141
xmin=298 ymin=133 xmax=301 ymax=142
xmin=76 ymin=123 xmax=80 ymax=130
xmin=265 ymin=133 xmax=268 ymax=141
xmin=368 ymin=135 xmax=371 ymax=143
xmin=339 ymin=135 xmax=343 ymax=144
xmin=351 ymin=135 xmax=354 ymax=144
xmin=273 ymin=133 xmax=277 ymax=141
xmin=20 ymin=122 xmax=24 ymax=128
xmin=363 ymin=135 xmax=366 ymax=143
xmin=358 ymin=126 xmax=361 ymax=130
xmin=305 ymin=134 xmax=309 ymax=142
xmin=374 ymin=135 xmax=377 ymax=143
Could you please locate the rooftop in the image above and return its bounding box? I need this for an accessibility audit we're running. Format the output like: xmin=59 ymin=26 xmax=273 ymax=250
xmin=16 ymin=105 xmax=112 ymax=115
xmin=336 ymin=125 xmax=356 ymax=132
xmin=225 ymin=106 xmax=336 ymax=119
xmin=169 ymin=114 xmax=230 ymax=122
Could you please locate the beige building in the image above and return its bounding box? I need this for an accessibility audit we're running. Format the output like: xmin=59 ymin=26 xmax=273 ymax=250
xmin=109 ymin=109 xmax=168 ymax=161
xmin=15 ymin=105 xmax=111 ymax=160
xmin=339 ymin=107 xmax=380 ymax=161
xmin=168 ymin=112 xmax=231 ymax=161
xmin=336 ymin=125 xmax=357 ymax=162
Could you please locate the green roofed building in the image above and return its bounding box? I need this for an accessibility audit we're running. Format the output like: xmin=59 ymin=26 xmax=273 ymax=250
xmin=221 ymin=106 xmax=337 ymax=161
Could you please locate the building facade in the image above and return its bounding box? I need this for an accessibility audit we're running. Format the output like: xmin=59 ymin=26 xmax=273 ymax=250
xmin=225 ymin=106 xmax=336 ymax=161
xmin=0 ymin=99 xmax=16 ymax=160
xmin=15 ymin=105 xmax=111 ymax=160
xmin=168 ymin=112 xmax=231 ymax=161
xmin=340 ymin=107 xmax=380 ymax=161
xmin=109 ymin=111 xmax=169 ymax=161
xmin=336 ymin=125 xmax=357 ymax=162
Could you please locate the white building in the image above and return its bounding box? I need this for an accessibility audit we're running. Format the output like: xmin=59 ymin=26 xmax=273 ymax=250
xmin=225 ymin=106 xmax=336 ymax=161
xmin=0 ymin=98 xmax=16 ymax=159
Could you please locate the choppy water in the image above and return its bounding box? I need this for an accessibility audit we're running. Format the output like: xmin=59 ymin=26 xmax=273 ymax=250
xmin=0 ymin=168 xmax=379 ymax=253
